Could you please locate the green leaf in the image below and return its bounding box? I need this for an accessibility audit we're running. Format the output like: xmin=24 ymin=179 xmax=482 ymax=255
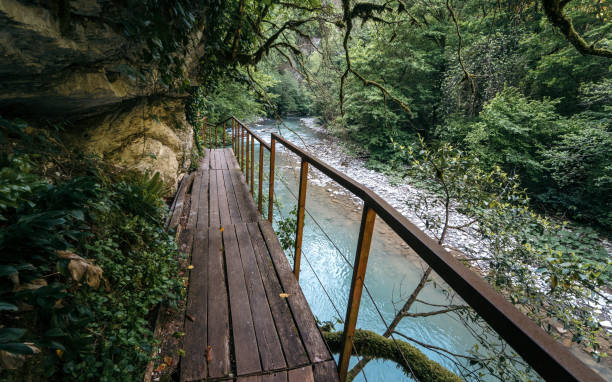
xmin=0 ymin=302 xmax=18 ymax=311
xmin=0 ymin=265 xmax=17 ymax=277
xmin=0 ymin=342 xmax=35 ymax=355
xmin=0 ymin=328 xmax=26 ymax=343
xmin=44 ymin=328 xmax=66 ymax=338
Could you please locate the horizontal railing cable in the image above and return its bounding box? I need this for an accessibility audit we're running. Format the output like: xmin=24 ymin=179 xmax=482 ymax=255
xmin=274 ymin=205 xmax=370 ymax=382
xmin=274 ymin=174 xmax=419 ymax=381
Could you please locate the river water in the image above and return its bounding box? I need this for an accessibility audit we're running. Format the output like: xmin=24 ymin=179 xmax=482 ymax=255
xmin=245 ymin=117 xmax=533 ymax=381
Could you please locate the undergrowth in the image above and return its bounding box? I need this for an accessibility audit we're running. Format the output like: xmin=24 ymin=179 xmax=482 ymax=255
xmin=0 ymin=117 xmax=184 ymax=381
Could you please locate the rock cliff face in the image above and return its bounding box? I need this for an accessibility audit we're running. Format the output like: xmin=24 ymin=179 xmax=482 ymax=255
xmin=73 ymin=98 xmax=194 ymax=188
xmin=0 ymin=0 xmax=200 ymax=189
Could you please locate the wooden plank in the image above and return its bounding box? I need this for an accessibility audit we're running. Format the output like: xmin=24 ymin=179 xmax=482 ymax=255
xmin=203 ymin=149 xmax=211 ymax=169
xmin=195 ymin=171 xmax=209 ymax=231
xmin=230 ymin=169 xmax=259 ymax=222
xmin=223 ymin=148 xmax=235 ymax=169
xmin=210 ymin=149 xmax=217 ymax=169
xmin=223 ymin=225 xmax=261 ymax=376
xmin=179 ymin=170 xmax=204 ymax=256
xmin=209 ymin=169 xmax=220 ymax=228
xmin=223 ymin=170 xmax=242 ymax=224
xmin=180 ymin=228 xmax=208 ymax=382
xmin=258 ymin=221 xmax=332 ymax=364
xmin=226 ymin=147 xmax=241 ymax=169
xmin=207 ymin=227 xmax=230 ymax=378
xmin=246 ymin=223 xmax=309 ymax=368
xmin=237 ymin=376 xmax=261 ymax=382
xmin=313 ymin=361 xmax=340 ymax=382
xmin=288 ymin=366 xmax=314 ymax=382
xmin=222 ymin=148 xmax=231 ymax=169
xmin=235 ymin=224 xmax=286 ymax=371
xmin=186 ymin=170 xmax=203 ymax=232
xmin=216 ymin=170 xmax=232 ymax=227
xmin=237 ymin=377 xmax=260 ymax=382
xmin=216 ymin=149 xmax=223 ymax=170
xmin=166 ymin=173 xmax=191 ymax=229
xmin=264 ymin=371 xmax=287 ymax=382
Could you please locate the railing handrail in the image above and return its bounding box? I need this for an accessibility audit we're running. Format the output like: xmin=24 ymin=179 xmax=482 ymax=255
xmin=223 ymin=116 xmax=604 ymax=382
xmin=216 ymin=116 xmax=272 ymax=150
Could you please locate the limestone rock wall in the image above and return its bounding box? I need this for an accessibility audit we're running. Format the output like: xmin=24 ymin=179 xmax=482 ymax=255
xmin=0 ymin=0 xmax=201 ymax=189
xmin=0 ymin=0 xmax=146 ymax=116
xmin=73 ymin=99 xmax=194 ymax=189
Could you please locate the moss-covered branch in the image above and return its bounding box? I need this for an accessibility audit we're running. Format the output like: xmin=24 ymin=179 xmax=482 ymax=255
xmin=542 ymin=0 xmax=612 ymax=58
xmin=321 ymin=329 xmax=462 ymax=382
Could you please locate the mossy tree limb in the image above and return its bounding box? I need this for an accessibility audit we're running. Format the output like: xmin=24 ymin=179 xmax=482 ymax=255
xmin=542 ymin=0 xmax=612 ymax=58
xmin=321 ymin=329 xmax=462 ymax=382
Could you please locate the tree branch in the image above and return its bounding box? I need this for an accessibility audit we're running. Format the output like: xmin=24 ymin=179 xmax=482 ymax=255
xmin=542 ymin=0 xmax=612 ymax=58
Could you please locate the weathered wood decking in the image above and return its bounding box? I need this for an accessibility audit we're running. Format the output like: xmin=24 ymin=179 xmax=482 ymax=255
xmin=167 ymin=148 xmax=338 ymax=382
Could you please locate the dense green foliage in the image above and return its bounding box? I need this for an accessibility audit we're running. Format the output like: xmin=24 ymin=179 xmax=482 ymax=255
xmin=251 ymin=0 xmax=612 ymax=230
xmin=401 ymin=141 xmax=609 ymax=357
xmin=0 ymin=119 xmax=183 ymax=381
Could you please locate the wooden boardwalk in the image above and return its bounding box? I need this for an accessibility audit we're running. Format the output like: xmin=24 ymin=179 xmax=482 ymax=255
xmin=167 ymin=148 xmax=338 ymax=382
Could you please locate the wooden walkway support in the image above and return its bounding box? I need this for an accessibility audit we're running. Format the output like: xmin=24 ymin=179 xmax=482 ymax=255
xmin=167 ymin=148 xmax=339 ymax=382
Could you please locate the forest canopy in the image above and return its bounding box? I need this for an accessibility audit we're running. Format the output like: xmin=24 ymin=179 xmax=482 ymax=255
xmin=174 ymin=0 xmax=610 ymax=230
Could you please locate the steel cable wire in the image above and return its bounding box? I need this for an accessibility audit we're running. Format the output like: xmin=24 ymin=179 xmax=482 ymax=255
xmin=276 ymin=174 xmax=420 ymax=381
xmin=274 ymin=204 xmax=370 ymax=382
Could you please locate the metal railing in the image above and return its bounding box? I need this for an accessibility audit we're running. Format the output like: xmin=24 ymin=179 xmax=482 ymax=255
xmin=202 ymin=117 xmax=231 ymax=148
xmin=219 ymin=116 xmax=603 ymax=382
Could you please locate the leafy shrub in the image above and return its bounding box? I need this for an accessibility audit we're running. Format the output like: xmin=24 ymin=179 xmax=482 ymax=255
xmin=542 ymin=116 xmax=612 ymax=229
xmin=459 ymin=87 xmax=567 ymax=187
xmin=398 ymin=140 xmax=610 ymax=361
xmin=0 ymin=119 xmax=183 ymax=381
xmin=437 ymin=88 xmax=612 ymax=230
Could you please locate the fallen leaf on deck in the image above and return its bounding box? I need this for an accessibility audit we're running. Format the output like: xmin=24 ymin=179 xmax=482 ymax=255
xmin=206 ymin=346 xmax=212 ymax=362
xmin=155 ymin=363 xmax=167 ymax=372
xmin=279 ymin=293 xmax=290 ymax=298
xmin=187 ymin=265 xmax=194 ymax=270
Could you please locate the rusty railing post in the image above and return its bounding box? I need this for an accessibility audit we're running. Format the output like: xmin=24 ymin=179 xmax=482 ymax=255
xmin=202 ymin=116 xmax=207 ymax=149
xmin=267 ymin=137 xmax=276 ymax=223
xmin=338 ymin=205 xmax=376 ymax=381
xmin=246 ymin=131 xmax=250 ymax=184
xmin=294 ymin=159 xmax=308 ymax=281
xmin=241 ymin=126 xmax=245 ymax=170
xmin=258 ymin=145 xmax=264 ymax=213
xmin=232 ymin=119 xmax=236 ymax=153
xmin=250 ymin=135 xmax=255 ymax=195
xmin=223 ymin=121 xmax=226 ymax=147
xmin=215 ymin=123 xmax=218 ymax=147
